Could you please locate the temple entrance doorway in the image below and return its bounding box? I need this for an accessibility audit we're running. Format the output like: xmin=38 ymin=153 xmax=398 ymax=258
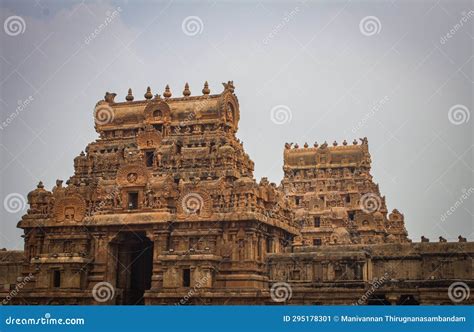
xmin=112 ymin=232 xmax=153 ymax=305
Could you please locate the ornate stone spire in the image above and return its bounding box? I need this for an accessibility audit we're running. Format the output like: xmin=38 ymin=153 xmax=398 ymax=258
xmin=202 ymin=81 xmax=210 ymax=95
xmin=126 ymin=88 xmax=134 ymax=101
xmin=163 ymin=84 xmax=172 ymax=98
xmin=144 ymin=86 xmax=153 ymax=100
xmin=183 ymin=83 xmax=191 ymax=97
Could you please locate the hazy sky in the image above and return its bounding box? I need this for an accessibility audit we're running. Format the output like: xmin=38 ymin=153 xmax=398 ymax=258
xmin=0 ymin=0 xmax=472 ymax=249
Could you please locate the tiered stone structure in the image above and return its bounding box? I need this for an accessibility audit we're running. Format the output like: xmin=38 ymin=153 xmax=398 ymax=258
xmin=1 ymin=81 xmax=472 ymax=305
xmin=281 ymin=140 xmax=409 ymax=246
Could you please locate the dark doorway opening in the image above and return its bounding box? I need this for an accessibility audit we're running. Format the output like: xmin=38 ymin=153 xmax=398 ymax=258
xmin=183 ymin=268 xmax=191 ymax=287
xmin=114 ymin=232 xmax=153 ymax=305
xmin=127 ymin=192 xmax=138 ymax=210
xmin=52 ymin=270 xmax=61 ymax=288
xmin=145 ymin=151 xmax=154 ymax=167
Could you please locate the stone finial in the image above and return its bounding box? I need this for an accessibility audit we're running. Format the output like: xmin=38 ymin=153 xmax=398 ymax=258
xmin=458 ymin=235 xmax=467 ymax=242
xmin=163 ymin=85 xmax=172 ymax=98
xmin=294 ymin=143 xmax=299 ymax=149
xmin=353 ymin=139 xmax=358 ymax=145
xmin=80 ymin=151 xmax=85 ymax=156
xmin=37 ymin=181 xmax=44 ymax=189
xmin=421 ymin=236 xmax=429 ymax=242
xmin=304 ymin=142 xmax=308 ymax=148
xmin=360 ymin=137 xmax=368 ymax=145
xmin=343 ymin=139 xmax=348 ymax=146
xmin=222 ymin=81 xmax=235 ymax=93
xmin=439 ymin=236 xmax=447 ymax=243
xmin=104 ymin=92 xmax=117 ymax=103
xmin=144 ymin=86 xmax=153 ymax=100
xmin=333 ymin=140 xmax=338 ymax=146
xmin=313 ymin=142 xmax=318 ymax=148
xmin=183 ymin=83 xmax=191 ymax=97
xmin=202 ymin=81 xmax=210 ymax=95
xmin=126 ymin=88 xmax=134 ymax=101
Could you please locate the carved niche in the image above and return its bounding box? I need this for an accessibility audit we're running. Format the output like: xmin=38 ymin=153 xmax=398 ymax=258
xmin=54 ymin=195 xmax=86 ymax=222
xmin=219 ymin=91 xmax=239 ymax=130
xmin=116 ymin=164 xmax=149 ymax=187
xmin=144 ymin=100 xmax=171 ymax=122
xmin=137 ymin=127 xmax=162 ymax=149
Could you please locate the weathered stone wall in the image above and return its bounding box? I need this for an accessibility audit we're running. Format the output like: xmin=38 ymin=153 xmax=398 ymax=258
xmin=266 ymin=242 xmax=474 ymax=304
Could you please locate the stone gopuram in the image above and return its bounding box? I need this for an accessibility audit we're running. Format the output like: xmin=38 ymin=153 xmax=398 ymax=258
xmin=0 ymin=81 xmax=472 ymax=305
